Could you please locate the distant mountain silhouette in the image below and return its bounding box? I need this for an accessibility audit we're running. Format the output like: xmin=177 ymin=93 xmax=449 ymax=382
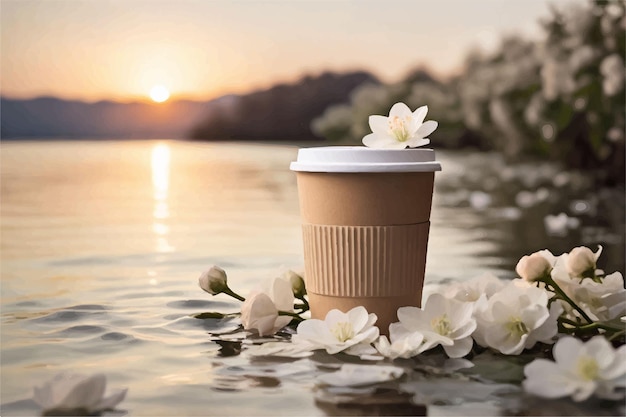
xmin=0 ymin=96 xmax=223 ymax=139
xmin=189 ymin=71 xmax=378 ymax=141
xmin=1 ymin=71 xmax=377 ymax=141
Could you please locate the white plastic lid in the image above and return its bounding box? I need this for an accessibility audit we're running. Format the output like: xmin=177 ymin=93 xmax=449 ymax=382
xmin=290 ymin=146 xmax=442 ymax=173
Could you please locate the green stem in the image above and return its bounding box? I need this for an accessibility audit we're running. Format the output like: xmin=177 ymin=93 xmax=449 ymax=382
xmin=298 ymin=296 xmax=309 ymax=310
xmin=559 ymin=317 xmax=623 ymax=333
xmin=223 ymin=288 xmax=245 ymax=302
xmin=607 ymin=330 xmax=626 ymax=342
xmin=278 ymin=311 xmax=304 ymax=322
xmin=545 ymin=276 xmax=593 ymax=324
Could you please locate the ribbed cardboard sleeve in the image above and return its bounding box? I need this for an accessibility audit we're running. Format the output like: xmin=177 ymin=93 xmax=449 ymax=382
xmin=302 ymin=223 xmax=430 ymax=297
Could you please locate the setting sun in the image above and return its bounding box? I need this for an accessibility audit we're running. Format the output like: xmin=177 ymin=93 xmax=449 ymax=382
xmin=150 ymin=85 xmax=170 ymax=103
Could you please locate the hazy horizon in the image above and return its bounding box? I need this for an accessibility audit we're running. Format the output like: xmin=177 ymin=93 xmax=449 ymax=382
xmin=1 ymin=0 xmax=586 ymax=103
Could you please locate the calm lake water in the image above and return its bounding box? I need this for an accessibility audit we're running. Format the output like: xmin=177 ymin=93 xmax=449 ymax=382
xmin=1 ymin=140 xmax=624 ymax=416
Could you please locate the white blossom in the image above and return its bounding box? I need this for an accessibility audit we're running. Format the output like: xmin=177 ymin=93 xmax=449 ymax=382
xmin=241 ymin=277 xmax=294 ymax=336
xmin=362 ymin=102 xmax=437 ymax=149
xmin=515 ymin=251 xmax=554 ymax=282
xmin=33 ymin=373 xmax=127 ymax=415
xmin=390 ymin=294 xmax=476 ymax=358
xmin=474 ymin=283 xmax=562 ymax=355
xmin=198 ymin=265 xmax=228 ymax=295
xmin=292 ymin=306 xmax=379 ymax=355
xmin=524 ymin=336 xmax=626 ymax=401
xmin=564 ymin=245 xmax=603 ymax=278
xmin=600 ymin=54 xmax=625 ymax=96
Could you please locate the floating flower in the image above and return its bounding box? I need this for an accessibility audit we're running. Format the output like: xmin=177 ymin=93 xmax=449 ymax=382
xmin=390 ymin=294 xmax=476 ymax=358
xmin=523 ymin=336 xmax=626 ymax=401
xmin=317 ymin=364 xmax=405 ymax=387
xmin=362 ymin=102 xmax=438 ymax=149
xmin=291 ymin=306 xmax=379 ymax=355
xmin=515 ymin=250 xmax=555 ymax=282
xmin=374 ymin=333 xmax=425 ymax=359
xmin=33 ymin=373 xmax=127 ymax=415
xmin=473 ymin=283 xmax=562 ymax=355
xmin=198 ymin=265 xmax=229 ymax=295
xmin=241 ymin=277 xmax=294 ymax=336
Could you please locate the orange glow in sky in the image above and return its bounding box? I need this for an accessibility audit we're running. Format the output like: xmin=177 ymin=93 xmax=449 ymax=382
xmin=0 ymin=0 xmax=583 ymax=102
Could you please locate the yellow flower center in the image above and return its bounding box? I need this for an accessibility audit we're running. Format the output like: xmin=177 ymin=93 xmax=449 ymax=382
xmin=331 ymin=322 xmax=355 ymax=342
xmin=388 ymin=115 xmax=411 ymax=142
xmin=577 ymin=356 xmax=599 ymax=381
xmin=431 ymin=314 xmax=452 ymax=336
xmin=505 ymin=317 xmax=528 ymax=337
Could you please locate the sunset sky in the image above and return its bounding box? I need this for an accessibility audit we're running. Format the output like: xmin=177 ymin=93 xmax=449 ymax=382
xmin=1 ymin=0 xmax=584 ymax=102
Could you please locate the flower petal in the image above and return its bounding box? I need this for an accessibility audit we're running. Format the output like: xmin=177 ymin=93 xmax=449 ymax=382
xmin=604 ymin=345 xmax=626 ymax=381
xmin=412 ymin=105 xmax=428 ymax=126
xmin=317 ymin=364 xmax=404 ymax=387
xmin=384 ymin=141 xmax=410 ymax=149
xmin=397 ymin=306 xmax=429 ymax=332
xmin=344 ymin=343 xmax=378 ymax=357
xmin=583 ymin=336 xmax=615 ymax=370
xmin=59 ymin=374 xmax=106 ymax=410
xmin=388 ymin=102 xmax=411 ymax=118
xmin=94 ymin=388 xmax=127 ymax=412
xmin=271 ymin=277 xmax=294 ymax=312
xmin=362 ymin=133 xmax=395 ymax=148
xmin=293 ymin=319 xmax=334 ymax=347
xmin=553 ymin=337 xmax=584 ymax=372
xmin=368 ymin=115 xmax=389 ymax=135
xmin=523 ymin=359 xmax=576 ymax=398
xmin=245 ymin=341 xmax=315 ymax=358
xmin=272 ymin=315 xmax=292 ymax=333
xmin=346 ymin=306 xmax=369 ymax=333
xmin=406 ymin=138 xmax=430 ymax=148
xmin=572 ymin=381 xmax=597 ymax=402
xmin=442 ymin=336 xmax=473 ymax=358
xmin=415 ymin=120 xmax=438 ymax=138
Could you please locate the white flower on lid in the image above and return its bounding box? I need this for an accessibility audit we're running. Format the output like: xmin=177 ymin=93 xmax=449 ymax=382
xmin=362 ymin=102 xmax=438 ymax=149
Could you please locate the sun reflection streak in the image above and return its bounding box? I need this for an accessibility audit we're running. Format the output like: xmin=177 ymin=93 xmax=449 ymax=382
xmin=151 ymin=144 xmax=174 ymax=252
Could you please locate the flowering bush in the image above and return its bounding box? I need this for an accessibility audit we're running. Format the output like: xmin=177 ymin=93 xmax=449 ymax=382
xmin=311 ymin=2 xmax=625 ymax=184
xmin=197 ymin=244 xmax=625 ymax=401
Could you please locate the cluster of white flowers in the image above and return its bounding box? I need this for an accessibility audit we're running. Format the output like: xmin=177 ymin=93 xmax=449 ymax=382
xmin=515 ymin=245 xmax=626 ymax=324
xmin=311 ymin=3 xmax=624 ymax=177
xmin=198 ymin=244 xmax=625 ymax=402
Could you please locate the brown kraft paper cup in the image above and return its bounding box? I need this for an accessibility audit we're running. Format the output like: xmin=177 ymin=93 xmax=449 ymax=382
xmin=290 ymin=147 xmax=441 ymax=335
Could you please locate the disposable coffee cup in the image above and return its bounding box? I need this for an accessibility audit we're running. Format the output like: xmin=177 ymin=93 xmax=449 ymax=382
xmin=290 ymin=146 xmax=442 ymax=334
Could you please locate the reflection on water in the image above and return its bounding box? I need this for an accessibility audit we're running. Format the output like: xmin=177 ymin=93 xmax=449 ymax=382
xmin=0 ymin=140 xmax=623 ymax=416
xmin=151 ymin=143 xmax=174 ymax=253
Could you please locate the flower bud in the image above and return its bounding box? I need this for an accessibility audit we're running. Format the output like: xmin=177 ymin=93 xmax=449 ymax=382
xmin=516 ymin=252 xmax=552 ymax=282
xmin=241 ymin=292 xmax=280 ymax=336
xmin=566 ymin=246 xmax=602 ymax=278
xmin=198 ymin=266 xmax=228 ymax=295
xmin=285 ymin=270 xmax=306 ymax=298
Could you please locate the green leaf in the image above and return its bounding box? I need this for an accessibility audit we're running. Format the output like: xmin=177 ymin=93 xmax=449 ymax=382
xmin=194 ymin=312 xmax=226 ymax=319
